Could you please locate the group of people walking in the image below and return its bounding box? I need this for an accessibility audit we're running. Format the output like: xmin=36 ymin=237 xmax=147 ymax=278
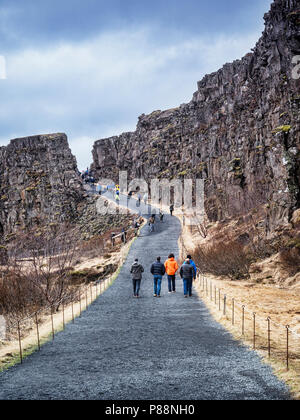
xmin=81 ymin=168 xmax=96 ymax=185
xmin=130 ymin=254 xmax=197 ymax=299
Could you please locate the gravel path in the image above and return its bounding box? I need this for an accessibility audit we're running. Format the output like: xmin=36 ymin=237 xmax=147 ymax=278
xmin=0 ymin=200 xmax=290 ymax=400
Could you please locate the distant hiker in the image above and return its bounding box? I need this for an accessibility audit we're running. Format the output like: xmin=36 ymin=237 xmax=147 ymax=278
xmin=164 ymin=254 xmax=179 ymax=293
xmin=170 ymin=204 xmax=174 ymax=216
xmin=127 ymin=191 xmax=133 ymax=206
xmin=159 ymin=210 xmax=164 ymax=222
xmin=121 ymin=228 xmax=127 ymax=244
xmin=187 ymin=254 xmax=197 ymax=283
xmin=180 ymin=259 xmax=194 ymax=298
xmin=151 ymin=257 xmax=166 ymax=297
xmin=143 ymin=193 xmax=148 ymax=205
xmin=130 ymin=259 xmax=144 ymax=298
xmin=133 ymin=219 xmax=140 ymax=236
xmin=111 ymin=233 xmax=116 ymax=246
xmin=137 ymin=193 xmax=141 ymax=205
xmin=149 ymin=216 xmax=155 ymax=233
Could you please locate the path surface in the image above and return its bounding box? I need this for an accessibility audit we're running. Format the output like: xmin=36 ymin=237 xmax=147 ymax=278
xmin=0 ymin=197 xmax=290 ymax=400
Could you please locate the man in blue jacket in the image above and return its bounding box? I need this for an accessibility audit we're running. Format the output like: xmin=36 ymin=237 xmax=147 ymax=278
xmin=186 ymin=255 xmax=197 ymax=297
xmin=187 ymin=255 xmax=197 ymax=279
xmin=150 ymin=257 xmax=166 ymax=297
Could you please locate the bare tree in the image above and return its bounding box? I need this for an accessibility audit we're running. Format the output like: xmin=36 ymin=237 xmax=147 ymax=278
xmin=0 ymin=225 xmax=81 ymax=317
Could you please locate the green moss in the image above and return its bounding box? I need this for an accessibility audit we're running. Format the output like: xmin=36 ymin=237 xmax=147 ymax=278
xmin=70 ymin=270 xmax=87 ymax=277
xmin=198 ymin=162 xmax=207 ymax=172
xmin=25 ymin=186 xmax=36 ymax=192
xmin=286 ymin=238 xmax=300 ymax=249
xmin=149 ymin=110 xmax=161 ymax=117
xmin=234 ymin=170 xmax=244 ymax=179
xmin=159 ymin=169 xmax=171 ymax=177
xmin=163 ymin=123 xmax=175 ymax=132
xmin=272 ymin=125 xmax=292 ymax=134
xmin=178 ymin=170 xmax=188 ymax=177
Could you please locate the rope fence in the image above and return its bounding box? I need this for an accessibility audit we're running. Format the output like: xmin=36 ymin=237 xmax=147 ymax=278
xmin=178 ymin=218 xmax=300 ymax=378
xmin=1 ymin=222 xmax=144 ymax=365
xmin=196 ymin=273 xmax=300 ymax=374
xmin=3 ymin=276 xmax=113 ymax=364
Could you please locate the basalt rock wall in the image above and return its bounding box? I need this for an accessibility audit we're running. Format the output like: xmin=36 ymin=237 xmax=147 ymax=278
xmin=92 ymin=0 xmax=300 ymax=230
xmin=0 ymin=134 xmax=85 ymax=237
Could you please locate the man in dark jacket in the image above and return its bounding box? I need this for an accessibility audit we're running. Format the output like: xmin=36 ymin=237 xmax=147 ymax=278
xmin=150 ymin=257 xmax=166 ymax=297
xmin=180 ymin=259 xmax=194 ymax=298
xmin=170 ymin=204 xmax=174 ymax=216
xmin=130 ymin=259 xmax=144 ymax=298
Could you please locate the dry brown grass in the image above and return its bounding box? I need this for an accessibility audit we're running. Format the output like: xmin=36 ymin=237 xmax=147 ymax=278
xmin=177 ymin=212 xmax=300 ymax=399
xmin=195 ymin=275 xmax=300 ymax=399
xmin=0 ymin=225 xmax=82 ymax=320
xmin=0 ymin=220 xmax=146 ymax=370
xmin=0 ymin=279 xmax=111 ymax=371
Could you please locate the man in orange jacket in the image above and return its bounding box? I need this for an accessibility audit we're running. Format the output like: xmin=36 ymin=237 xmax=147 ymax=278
xmin=164 ymin=254 xmax=179 ymax=293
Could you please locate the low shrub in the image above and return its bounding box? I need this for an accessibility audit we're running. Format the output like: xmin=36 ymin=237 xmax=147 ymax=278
xmin=193 ymin=239 xmax=253 ymax=280
xmin=279 ymin=247 xmax=300 ymax=276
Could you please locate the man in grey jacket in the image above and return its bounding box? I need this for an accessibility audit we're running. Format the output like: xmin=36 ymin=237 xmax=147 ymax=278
xmin=180 ymin=259 xmax=194 ymax=298
xmin=130 ymin=259 xmax=144 ymax=298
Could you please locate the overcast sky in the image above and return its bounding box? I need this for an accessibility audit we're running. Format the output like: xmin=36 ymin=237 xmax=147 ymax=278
xmin=0 ymin=0 xmax=272 ymax=169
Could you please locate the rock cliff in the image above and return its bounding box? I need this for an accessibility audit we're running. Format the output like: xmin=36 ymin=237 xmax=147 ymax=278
xmin=0 ymin=134 xmax=85 ymax=237
xmin=91 ymin=0 xmax=300 ymax=230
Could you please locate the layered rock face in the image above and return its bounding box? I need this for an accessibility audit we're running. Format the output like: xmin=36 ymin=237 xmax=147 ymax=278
xmin=92 ymin=0 xmax=300 ymax=229
xmin=0 ymin=134 xmax=85 ymax=237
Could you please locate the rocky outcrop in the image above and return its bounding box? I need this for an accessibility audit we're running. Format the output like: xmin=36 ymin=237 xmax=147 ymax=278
xmin=0 ymin=134 xmax=85 ymax=237
xmin=92 ymin=0 xmax=300 ymax=230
